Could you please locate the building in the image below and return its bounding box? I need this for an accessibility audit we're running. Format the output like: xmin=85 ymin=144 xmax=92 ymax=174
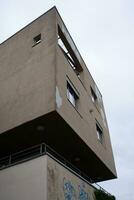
xmin=0 ymin=7 xmax=117 ymax=200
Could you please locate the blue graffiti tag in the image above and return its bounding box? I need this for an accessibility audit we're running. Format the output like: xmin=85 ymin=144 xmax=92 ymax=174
xmin=78 ymin=184 xmax=90 ymax=200
xmin=63 ymin=178 xmax=76 ymax=200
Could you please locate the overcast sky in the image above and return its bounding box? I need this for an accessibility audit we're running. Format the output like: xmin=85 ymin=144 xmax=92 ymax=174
xmin=0 ymin=1 xmax=134 ymax=199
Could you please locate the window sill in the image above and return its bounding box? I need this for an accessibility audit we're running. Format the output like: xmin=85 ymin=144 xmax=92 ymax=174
xmin=97 ymin=138 xmax=106 ymax=149
xmin=32 ymin=40 xmax=41 ymax=47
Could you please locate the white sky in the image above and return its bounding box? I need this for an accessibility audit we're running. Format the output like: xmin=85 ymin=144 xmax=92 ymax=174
xmin=0 ymin=1 xmax=134 ymax=199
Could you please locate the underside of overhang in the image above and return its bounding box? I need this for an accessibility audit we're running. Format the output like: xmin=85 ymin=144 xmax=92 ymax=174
xmin=0 ymin=111 xmax=116 ymax=182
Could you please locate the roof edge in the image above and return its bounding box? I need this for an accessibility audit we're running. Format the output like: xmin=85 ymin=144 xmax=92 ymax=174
xmin=0 ymin=6 xmax=58 ymax=46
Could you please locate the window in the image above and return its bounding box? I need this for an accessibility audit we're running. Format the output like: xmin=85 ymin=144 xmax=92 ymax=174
xmin=58 ymin=35 xmax=76 ymax=70
xmin=67 ymin=81 xmax=79 ymax=107
xmin=58 ymin=25 xmax=83 ymax=77
xmin=91 ymin=87 xmax=97 ymax=103
xmin=96 ymin=122 xmax=103 ymax=143
xmin=33 ymin=34 xmax=41 ymax=46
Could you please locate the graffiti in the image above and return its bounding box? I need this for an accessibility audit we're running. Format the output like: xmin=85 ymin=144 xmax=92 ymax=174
xmin=63 ymin=178 xmax=76 ymax=200
xmin=78 ymin=183 xmax=90 ymax=200
xmin=63 ymin=178 xmax=90 ymax=200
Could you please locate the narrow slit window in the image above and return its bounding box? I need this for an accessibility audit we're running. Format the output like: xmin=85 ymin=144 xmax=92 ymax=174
xmin=58 ymin=36 xmax=68 ymax=53
xmin=67 ymin=81 xmax=79 ymax=107
xmin=33 ymin=34 xmax=41 ymax=46
xmin=96 ymin=122 xmax=103 ymax=143
xmin=91 ymin=87 xmax=97 ymax=103
xmin=58 ymin=35 xmax=75 ymax=70
xmin=58 ymin=25 xmax=82 ymax=77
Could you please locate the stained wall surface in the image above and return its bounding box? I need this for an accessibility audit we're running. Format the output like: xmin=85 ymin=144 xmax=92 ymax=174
xmin=0 ymin=155 xmax=96 ymax=200
xmin=47 ymin=155 xmax=95 ymax=200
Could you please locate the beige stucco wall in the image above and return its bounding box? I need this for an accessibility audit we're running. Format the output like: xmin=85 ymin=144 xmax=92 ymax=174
xmin=0 ymin=156 xmax=47 ymax=200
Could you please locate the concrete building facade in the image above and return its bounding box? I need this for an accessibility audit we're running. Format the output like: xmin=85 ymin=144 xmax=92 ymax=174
xmin=0 ymin=154 xmax=99 ymax=200
xmin=0 ymin=7 xmax=117 ymax=199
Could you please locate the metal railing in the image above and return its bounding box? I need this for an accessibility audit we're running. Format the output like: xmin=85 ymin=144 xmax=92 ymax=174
xmin=0 ymin=143 xmax=112 ymax=196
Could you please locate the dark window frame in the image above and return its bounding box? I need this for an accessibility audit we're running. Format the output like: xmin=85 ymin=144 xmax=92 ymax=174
xmin=33 ymin=34 xmax=41 ymax=46
xmin=96 ymin=121 xmax=103 ymax=143
xmin=91 ymin=87 xmax=97 ymax=103
xmin=67 ymin=80 xmax=79 ymax=108
xmin=58 ymin=25 xmax=83 ymax=76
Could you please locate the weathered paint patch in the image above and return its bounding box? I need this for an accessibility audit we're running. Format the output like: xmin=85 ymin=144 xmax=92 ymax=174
xmin=56 ymin=86 xmax=62 ymax=109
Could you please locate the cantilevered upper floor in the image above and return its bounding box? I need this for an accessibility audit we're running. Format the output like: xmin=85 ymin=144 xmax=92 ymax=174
xmin=0 ymin=7 xmax=117 ymax=182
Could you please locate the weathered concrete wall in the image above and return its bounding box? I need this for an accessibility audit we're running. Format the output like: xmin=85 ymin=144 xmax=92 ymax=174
xmin=0 ymin=6 xmax=116 ymax=182
xmin=47 ymin=156 xmax=95 ymax=200
xmin=55 ymin=13 xmax=116 ymax=177
xmin=0 ymin=156 xmax=47 ymax=200
xmin=0 ymin=8 xmax=56 ymax=134
xmin=0 ymin=155 xmax=96 ymax=200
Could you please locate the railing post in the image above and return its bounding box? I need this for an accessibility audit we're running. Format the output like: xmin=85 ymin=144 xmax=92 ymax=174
xmin=44 ymin=144 xmax=46 ymax=154
xmin=41 ymin=143 xmax=46 ymax=155
xmin=9 ymin=155 xmax=12 ymax=165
